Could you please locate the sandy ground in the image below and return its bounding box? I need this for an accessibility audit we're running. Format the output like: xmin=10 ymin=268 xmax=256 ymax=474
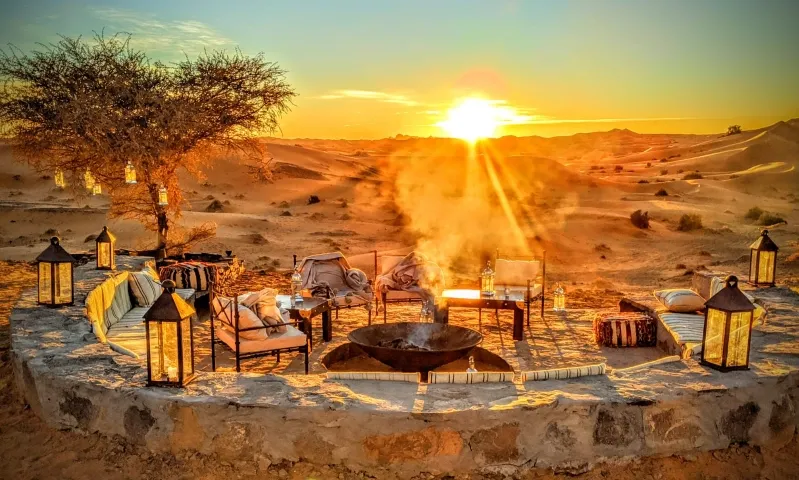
xmin=2 ymin=121 xmax=799 ymax=478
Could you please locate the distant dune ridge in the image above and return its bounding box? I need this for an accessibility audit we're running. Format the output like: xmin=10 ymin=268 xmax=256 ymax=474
xmin=0 ymin=120 xmax=796 ymax=290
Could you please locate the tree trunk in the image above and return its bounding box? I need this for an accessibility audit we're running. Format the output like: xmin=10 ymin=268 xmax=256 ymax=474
xmin=156 ymin=206 xmax=169 ymax=253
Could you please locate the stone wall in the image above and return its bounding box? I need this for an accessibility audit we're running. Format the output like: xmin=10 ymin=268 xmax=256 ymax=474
xmin=10 ymin=257 xmax=799 ymax=476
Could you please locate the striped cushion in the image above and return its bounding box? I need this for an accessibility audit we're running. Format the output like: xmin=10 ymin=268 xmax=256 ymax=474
xmin=523 ymin=363 xmax=606 ymax=382
xmin=86 ymin=273 xmax=133 ymax=338
xmin=429 ymin=372 xmax=513 ymax=384
xmin=659 ymin=312 xmax=705 ymax=344
xmin=159 ymin=262 xmax=215 ymax=291
xmin=654 ymin=288 xmax=706 ymax=313
xmin=326 ymin=372 xmax=419 ymax=382
xmin=129 ymin=271 xmax=162 ymax=306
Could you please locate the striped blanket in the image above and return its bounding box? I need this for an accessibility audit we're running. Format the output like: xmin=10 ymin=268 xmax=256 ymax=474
xmin=523 ymin=363 xmax=606 ymax=382
xmin=593 ymin=311 xmax=656 ymax=347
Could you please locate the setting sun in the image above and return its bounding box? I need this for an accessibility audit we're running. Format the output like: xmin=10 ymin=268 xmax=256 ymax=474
xmin=436 ymin=98 xmax=503 ymax=142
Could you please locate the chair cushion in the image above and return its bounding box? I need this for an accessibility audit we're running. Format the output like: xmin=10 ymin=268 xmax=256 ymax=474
xmin=659 ymin=312 xmax=705 ymax=344
xmin=495 ymin=259 xmax=540 ymax=286
xmin=217 ymin=324 xmax=306 ymax=354
xmin=494 ymin=284 xmax=543 ymax=300
xmin=654 ymin=288 xmax=706 ymax=313
xmin=105 ymin=307 xmax=150 ymax=358
xmin=129 ymin=271 xmax=162 ymax=307
xmin=86 ymin=273 xmax=133 ymax=337
xmin=380 ymin=255 xmax=405 ymax=275
xmin=211 ymin=297 xmax=269 ymax=340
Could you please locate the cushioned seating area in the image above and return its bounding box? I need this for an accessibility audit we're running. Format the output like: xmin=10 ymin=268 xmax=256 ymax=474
xmin=216 ymin=325 xmax=307 ymax=354
xmin=85 ymin=267 xmax=195 ymax=359
xmin=656 ymin=311 xmax=705 ymax=358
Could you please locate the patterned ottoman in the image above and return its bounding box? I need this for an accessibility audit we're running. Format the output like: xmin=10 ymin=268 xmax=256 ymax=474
xmin=593 ymin=311 xmax=656 ymax=347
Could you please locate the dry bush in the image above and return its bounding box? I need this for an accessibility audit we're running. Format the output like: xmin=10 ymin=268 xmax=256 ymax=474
xmin=630 ymin=210 xmax=650 ymax=229
xmin=307 ymin=195 xmax=320 ymax=205
xmin=759 ymin=213 xmax=786 ymax=226
xmin=660 ymin=169 xmax=669 ymax=175
xmin=677 ymin=214 xmax=703 ymax=231
xmin=745 ymin=207 xmax=764 ymax=221
xmin=655 ymin=188 xmax=668 ymax=197
xmin=614 ymin=165 xmax=623 ymax=172
xmin=638 ymin=179 xmax=650 ymax=184
xmin=205 ymin=200 xmax=224 ymax=212
xmin=683 ymin=172 xmax=703 ymax=180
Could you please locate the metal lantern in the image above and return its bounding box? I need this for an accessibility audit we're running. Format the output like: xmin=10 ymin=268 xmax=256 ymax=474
xmin=92 ymin=183 xmax=102 ymax=196
xmin=144 ymin=280 xmax=196 ymax=387
xmin=35 ymin=237 xmax=76 ymax=307
xmin=553 ymin=284 xmax=566 ymax=312
xmin=480 ymin=260 xmax=495 ymax=297
xmin=125 ymin=161 xmax=137 ymax=184
xmin=701 ymin=275 xmax=756 ymax=372
xmin=290 ymin=267 xmax=303 ymax=305
xmin=84 ymin=170 xmax=95 ymax=190
xmin=748 ymin=229 xmax=778 ymax=287
xmin=95 ymin=226 xmax=116 ymax=270
xmin=157 ymin=185 xmax=168 ymax=206
xmin=54 ymin=169 xmax=65 ymax=188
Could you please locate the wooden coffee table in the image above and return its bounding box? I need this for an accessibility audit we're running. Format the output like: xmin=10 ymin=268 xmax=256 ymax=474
xmin=437 ymin=289 xmax=527 ymax=341
xmin=277 ymin=295 xmax=333 ymax=350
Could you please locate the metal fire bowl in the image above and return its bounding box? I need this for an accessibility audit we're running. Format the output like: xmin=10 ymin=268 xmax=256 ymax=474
xmin=347 ymin=322 xmax=483 ymax=373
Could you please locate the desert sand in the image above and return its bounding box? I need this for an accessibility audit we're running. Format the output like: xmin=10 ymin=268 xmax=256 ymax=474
xmin=2 ymin=121 xmax=799 ymax=479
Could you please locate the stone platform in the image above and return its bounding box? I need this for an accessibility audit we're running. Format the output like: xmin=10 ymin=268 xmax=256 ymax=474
xmin=10 ymin=256 xmax=799 ymax=476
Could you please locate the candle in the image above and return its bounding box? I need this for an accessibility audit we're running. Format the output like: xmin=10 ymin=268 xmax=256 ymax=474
xmin=167 ymin=366 xmax=178 ymax=382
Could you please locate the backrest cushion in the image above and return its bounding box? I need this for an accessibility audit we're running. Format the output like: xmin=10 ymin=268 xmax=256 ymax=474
xmin=160 ymin=262 xmax=213 ymax=291
xmin=380 ymin=255 xmax=405 ymax=275
xmin=86 ymin=272 xmax=132 ymax=338
xmin=653 ymin=288 xmax=706 ymax=313
xmin=495 ymin=259 xmax=540 ymax=286
xmin=253 ymin=302 xmax=288 ymax=334
xmin=211 ymin=296 xmax=269 ymax=340
xmin=129 ymin=271 xmax=162 ymax=306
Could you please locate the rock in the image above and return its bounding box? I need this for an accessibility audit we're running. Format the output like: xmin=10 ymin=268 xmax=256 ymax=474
xmin=362 ymin=427 xmax=463 ymax=463
xmin=682 ymin=454 xmax=697 ymax=462
xmin=256 ymin=455 xmax=272 ymax=472
xmin=278 ymin=469 xmax=288 ymax=478
xmin=469 ymin=423 xmax=520 ymax=464
xmin=720 ymin=402 xmax=760 ymax=443
xmin=593 ymin=408 xmax=642 ymax=447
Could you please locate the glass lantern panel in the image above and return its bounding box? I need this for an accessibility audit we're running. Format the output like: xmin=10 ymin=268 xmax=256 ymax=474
xmin=758 ymin=251 xmax=775 ymax=283
xmin=148 ymin=321 xmax=180 ymax=383
xmin=55 ymin=263 xmax=72 ymax=304
xmin=38 ymin=262 xmax=52 ymax=303
xmin=181 ymin=317 xmax=194 ymax=378
xmin=125 ymin=164 xmax=137 ymax=184
xmin=749 ymin=253 xmax=758 ymax=283
xmin=158 ymin=189 xmax=168 ymax=206
xmin=725 ymin=311 xmax=752 ymax=368
xmin=704 ymin=308 xmax=727 ymax=365
xmin=97 ymin=242 xmax=111 ymax=268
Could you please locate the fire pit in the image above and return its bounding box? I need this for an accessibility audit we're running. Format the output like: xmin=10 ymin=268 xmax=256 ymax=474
xmin=347 ymin=322 xmax=482 ymax=374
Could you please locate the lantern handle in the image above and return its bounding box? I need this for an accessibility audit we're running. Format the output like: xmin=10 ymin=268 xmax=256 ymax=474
xmin=50 ymin=237 xmax=60 ymax=246
xmin=761 ymin=229 xmax=769 ymax=236
xmin=725 ymin=275 xmax=739 ymax=289
xmin=162 ymin=279 xmax=176 ymax=293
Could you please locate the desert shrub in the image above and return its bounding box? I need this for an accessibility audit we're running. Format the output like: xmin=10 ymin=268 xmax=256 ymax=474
xmin=614 ymin=165 xmax=623 ymax=172
xmin=677 ymin=214 xmax=703 ymax=231
xmin=729 ymin=174 xmax=739 ymax=179
xmin=590 ymin=165 xmax=599 ymax=170
xmin=659 ymin=158 xmax=667 ymax=163
xmin=675 ymin=263 xmax=687 ymax=270
xmin=678 ymin=169 xmax=684 ymax=174
xmin=205 ymin=200 xmax=224 ymax=212
xmin=744 ymin=207 xmax=764 ymax=221
xmin=278 ymin=200 xmax=290 ymax=208
xmin=280 ymin=210 xmax=292 ymax=216
xmin=646 ymin=162 xmax=652 ymax=167
xmin=654 ymin=188 xmax=668 ymax=196
xmin=307 ymin=195 xmax=320 ymax=205
xmin=630 ymin=210 xmax=650 ymax=229
xmin=660 ymin=169 xmax=668 ymax=175
xmin=638 ymin=179 xmax=650 ymax=184
xmin=683 ymin=172 xmax=703 ymax=180
xmin=758 ymin=213 xmax=786 ymax=226
xmin=340 ymin=199 xmax=348 ymax=208
xmin=84 ymin=234 xmax=96 ymax=243
xmin=727 ymin=125 xmax=742 ymax=135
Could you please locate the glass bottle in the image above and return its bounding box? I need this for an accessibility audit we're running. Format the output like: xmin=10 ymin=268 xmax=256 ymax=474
xmin=467 ymin=356 xmax=478 ymax=373
xmin=481 ymin=260 xmax=495 ymax=297
xmin=291 ymin=267 xmax=303 ymax=305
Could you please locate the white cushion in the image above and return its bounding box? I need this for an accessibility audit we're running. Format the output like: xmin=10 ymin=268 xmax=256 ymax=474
xmin=129 ymin=271 xmax=162 ymax=307
xmin=380 ymin=255 xmax=405 ymax=275
xmin=253 ymin=302 xmax=288 ymax=334
xmin=216 ymin=325 xmax=307 ymax=354
xmin=176 ymin=288 xmax=195 ymax=301
xmin=659 ymin=312 xmax=705 ymax=344
xmin=211 ymin=297 xmax=269 ymax=340
xmin=494 ymin=259 xmax=540 ymax=286
xmin=654 ymin=288 xmax=706 ymax=313
xmin=240 ymin=288 xmax=279 ymax=307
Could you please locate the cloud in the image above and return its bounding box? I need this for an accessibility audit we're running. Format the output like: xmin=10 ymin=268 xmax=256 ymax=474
xmin=317 ymin=90 xmax=420 ymax=106
xmin=90 ymin=7 xmax=234 ymax=57
xmin=518 ymin=116 xmax=695 ymax=125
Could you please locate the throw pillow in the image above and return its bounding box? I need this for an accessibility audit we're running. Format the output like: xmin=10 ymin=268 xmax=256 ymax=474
xmin=129 ymin=271 xmax=162 ymax=306
xmin=253 ymin=301 xmax=288 ymax=334
xmin=211 ymin=296 xmax=268 ymax=340
xmin=653 ymin=288 xmax=706 ymax=313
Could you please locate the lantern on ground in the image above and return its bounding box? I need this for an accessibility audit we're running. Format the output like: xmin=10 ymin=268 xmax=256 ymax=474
xmin=95 ymin=226 xmax=116 ymax=270
xmin=35 ymin=237 xmax=76 ymax=307
xmin=157 ymin=185 xmax=168 ymax=206
xmin=701 ymin=275 xmax=755 ymax=372
xmin=144 ymin=280 xmax=196 ymax=387
xmin=54 ymin=169 xmax=65 ymax=188
xmin=84 ymin=170 xmax=95 ymax=190
xmin=553 ymin=284 xmax=566 ymax=312
xmin=92 ymin=183 xmax=102 ymax=196
xmin=481 ymin=260 xmax=495 ymax=297
xmin=125 ymin=161 xmax=137 ymax=184
xmin=748 ymin=229 xmax=778 ymax=287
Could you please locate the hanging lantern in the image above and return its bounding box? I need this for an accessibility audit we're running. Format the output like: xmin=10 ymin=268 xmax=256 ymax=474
xmin=84 ymin=170 xmax=95 ymax=190
xmin=701 ymin=275 xmax=756 ymax=372
xmin=748 ymin=229 xmax=778 ymax=287
xmin=54 ymin=169 xmax=66 ymax=188
xmin=92 ymin=183 xmax=102 ymax=196
xmin=157 ymin=185 xmax=168 ymax=206
xmin=95 ymin=226 xmax=116 ymax=270
xmin=553 ymin=284 xmax=566 ymax=312
xmin=35 ymin=237 xmax=76 ymax=307
xmin=144 ymin=280 xmax=196 ymax=387
xmin=125 ymin=161 xmax=137 ymax=184
xmin=480 ymin=260 xmax=495 ymax=297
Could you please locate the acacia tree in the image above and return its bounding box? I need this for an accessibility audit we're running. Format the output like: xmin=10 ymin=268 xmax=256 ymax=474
xmin=0 ymin=34 xmax=295 ymax=254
